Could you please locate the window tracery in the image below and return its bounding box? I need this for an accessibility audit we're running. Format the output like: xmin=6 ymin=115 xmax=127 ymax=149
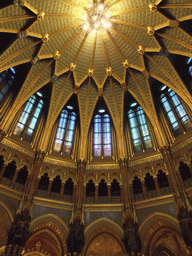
xmin=13 ymin=92 xmax=44 ymax=141
xmin=160 ymin=87 xmax=191 ymax=134
xmin=53 ymin=107 xmax=76 ymax=154
xmin=93 ymin=109 xmax=112 ymax=158
xmin=0 ymin=68 xmax=16 ymax=103
xmin=128 ymin=104 xmax=152 ymax=152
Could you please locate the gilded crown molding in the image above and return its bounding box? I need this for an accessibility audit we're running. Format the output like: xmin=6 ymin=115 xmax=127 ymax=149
xmin=1 ymin=138 xmax=35 ymax=158
xmin=44 ymin=156 xmax=77 ymax=168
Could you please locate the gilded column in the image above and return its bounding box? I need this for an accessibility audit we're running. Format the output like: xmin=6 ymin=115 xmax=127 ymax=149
xmin=119 ymin=158 xmax=142 ymax=255
xmin=67 ymin=159 xmax=86 ymax=255
xmin=5 ymin=150 xmax=46 ymax=256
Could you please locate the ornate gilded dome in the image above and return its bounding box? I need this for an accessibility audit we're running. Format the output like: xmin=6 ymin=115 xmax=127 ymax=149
xmin=0 ymin=0 xmax=192 ymax=159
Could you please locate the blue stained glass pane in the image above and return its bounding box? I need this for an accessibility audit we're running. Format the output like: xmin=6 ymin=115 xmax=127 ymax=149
xmin=67 ymin=120 xmax=75 ymax=131
xmin=163 ymin=101 xmax=171 ymax=112
xmin=33 ymin=107 xmax=41 ymax=118
xmin=128 ymin=110 xmax=135 ymax=118
xmin=181 ymin=115 xmax=189 ymax=123
xmin=94 ymin=122 xmax=101 ymax=133
xmin=176 ymin=105 xmax=187 ymax=118
xmin=59 ymin=116 xmax=67 ymax=128
xmin=172 ymin=122 xmax=179 ymax=129
xmin=19 ymin=112 xmax=29 ymax=124
xmin=94 ymin=145 xmax=102 ymax=157
xmin=64 ymin=141 xmax=72 ymax=153
xmin=103 ymin=122 xmax=110 ymax=132
xmin=26 ymin=127 xmax=33 ymax=136
xmin=13 ymin=123 xmax=24 ymax=136
xmin=65 ymin=130 xmax=74 ymax=142
xmin=171 ymin=94 xmax=180 ymax=107
xmin=94 ymin=115 xmax=101 ymax=122
xmin=94 ymin=133 xmax=101 ymax=145
xmin=103 ymin=144 xmax=111 ymax=157
xmin=137 ymin=113 xmax=146 ymax=125
xmin=103 ymin=132 xmax=111 ymax=144
xmin=129 ymin=117 xmax=138 ymax=128
xmin=189 ymin=66 xmax=192 ymax=77
xmin=53 ymin=139 xmax=62 ymax=152
xmin=28 ymin=117 xmax=37 ymax=130
xmin=0 ymin=77 xmax=3 ymax=83
xmin=56 ymin=127 xmax=65 ymax=140
xmin=167 ymin=111 xmax=177 ymax=124
xmin=131 ymin=127 xmax=140 ymax=140
xmin=24 ymin=101 xmax=34 ymax=114
xmin=161 ymin=95 xmax=167 ymax=103
xmin=133 ymin=139 xmax=142 ymax=151
xmin=144 ymin=136 xmax=152 ymax=148
xmin=70 ymin=115 xmax=76 ymax=121
xmin=140 ymin=124 xmax=149 ymax=137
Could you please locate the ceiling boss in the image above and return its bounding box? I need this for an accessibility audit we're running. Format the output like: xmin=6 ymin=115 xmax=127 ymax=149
xmin=82 ymin=0 xmax=112 ymax=35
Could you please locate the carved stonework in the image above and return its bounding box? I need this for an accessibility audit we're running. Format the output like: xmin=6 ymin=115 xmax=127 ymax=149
xmin=5 ymin=209 xmax=31 ymax=255
xmin=122 ymin=216 xmax=141 ymax=254
xmin=66 ymin=219 xmax=85 ymax=255
xmin=178 ymin=206 xmax=192 ymax=247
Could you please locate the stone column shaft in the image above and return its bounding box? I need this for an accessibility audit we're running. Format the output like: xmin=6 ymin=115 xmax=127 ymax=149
xmin=11 ymin=169 xmax=19 ymax=187
xmin=154 ymin=177 xmax=161 ymax=197
xmin=95 ymin=185 xmax=99 ymax=203
xmin=108 ymin=184 xmax=111 ymax=203
xmin=141 ymin=181 xmax=147 ymax=199
xmin=46 ymin=180 xmax=53 ymax=197
xmin=60 ymin=182 xmax=65 ymax=199
xmin=0 ymin=164 xmax=6 ymax=180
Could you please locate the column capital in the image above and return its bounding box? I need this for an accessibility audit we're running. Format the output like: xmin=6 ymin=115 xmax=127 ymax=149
xmin=160 ymin=145 xmax=171 ymax=156
xmin=0 ymin=129 xmax=7 ymax=142
xmin=77 ymin=159 xmax=87 ymax=169
xmin=118 ymin=158 xmax=129 ymax=167
xmin=35 ymin=150 xmax=46 ymax=160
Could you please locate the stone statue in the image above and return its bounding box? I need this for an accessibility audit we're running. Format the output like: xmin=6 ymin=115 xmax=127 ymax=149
xmin=178 ymin=206 xmax=192 ymax=247
xmin=66 ymin=219 xmax=85 ymax=255
xmin=122 ymin=216 xmax=141 ymax=254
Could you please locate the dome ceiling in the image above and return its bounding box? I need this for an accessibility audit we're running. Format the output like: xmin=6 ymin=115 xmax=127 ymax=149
xmin=0 ymin=0 xmax=192 ymax=155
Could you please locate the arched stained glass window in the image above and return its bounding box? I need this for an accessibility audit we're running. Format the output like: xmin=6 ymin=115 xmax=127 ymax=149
xmin=160 ymin=87 xmax=191 ymax=132
xmin=187 ymin=57 xmax=192 ymax=76
xmin=93 ymin=110 xmax=112 ymax=158
xmin=0 ymin=68 xmax=16 ymax=102
xmin=13 ymin=92 xmax=43 ymax=141
xmin=128 ymin=105 xmax=152 ymax=152
xmin=53 ymin=108 xmax=76 ymax=154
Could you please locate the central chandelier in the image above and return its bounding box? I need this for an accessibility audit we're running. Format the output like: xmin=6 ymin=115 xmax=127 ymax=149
xmin=82 ymin=2 xmax=112 ymax=35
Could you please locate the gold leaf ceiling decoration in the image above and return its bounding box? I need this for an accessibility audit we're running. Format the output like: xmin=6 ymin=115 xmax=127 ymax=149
xmin=0 ymin=0 xmax=192 ymax=146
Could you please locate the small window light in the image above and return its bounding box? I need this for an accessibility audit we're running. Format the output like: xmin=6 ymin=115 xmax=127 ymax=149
xmin=160 ymin=85 xmax=167 ymax=91
xmin=67 ymin=105 xmax=74 ymax=110
xmin=98 ymin=109 xmax=105 ymax=113
xmin=10 ymin=67 xmax=16 ymax=74
xmin=130 ymin=102 xmax=137 ymax=107
xmin=36 ymin=91 xmax=43 ymax=97
xmin=186 ymin=57 xmax=192 ymax=65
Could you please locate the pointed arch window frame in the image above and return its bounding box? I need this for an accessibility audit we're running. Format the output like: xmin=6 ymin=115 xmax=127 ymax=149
xmin=53 ymin=108 xmax=77 ymax=154
xmin=13 ymin=92 xmax=44 ymax=140
xmin=128 ymin=106 xmax=152 ymax=152
xmin=93 ymin=110 xmax=112 ymax=158
xmin=160 ymin=88 xmax=191 ymax=133
xmin=0 ymin=68 xmax=16 ymax=103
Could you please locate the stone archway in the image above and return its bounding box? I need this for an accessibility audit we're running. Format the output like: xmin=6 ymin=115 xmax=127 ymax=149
xmin=83 ymin=218 xmax=125 ymax=256
xmin=151 ymin=246 xmax=175 ymax=256
xmin=86 ymin=233 xmax=124 ymax=256
xmin=139 ymin=212 xmax=188 ymax=256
